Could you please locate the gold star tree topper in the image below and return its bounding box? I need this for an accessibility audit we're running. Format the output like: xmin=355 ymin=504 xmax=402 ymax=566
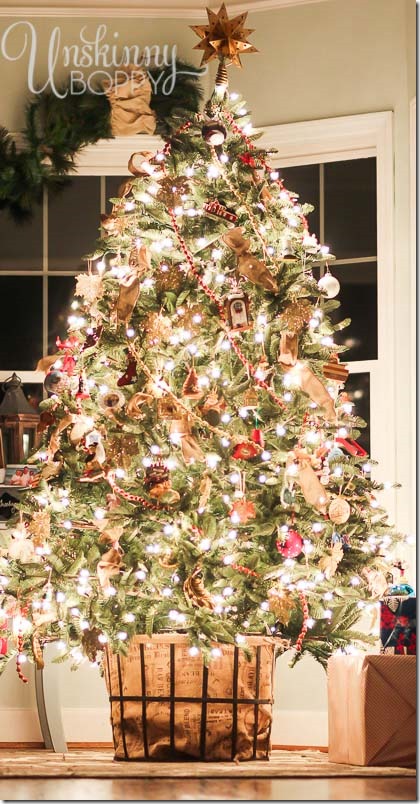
xmin=191 ymin=3 xmax=258 ymax=67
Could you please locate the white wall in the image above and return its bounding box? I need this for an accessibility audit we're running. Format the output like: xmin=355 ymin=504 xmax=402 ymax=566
xmin=0 ymin=0 xmax=415 ymax=746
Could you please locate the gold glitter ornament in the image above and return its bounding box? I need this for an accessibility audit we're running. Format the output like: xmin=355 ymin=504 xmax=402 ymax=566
xmin=157 ymin=176 xmax=190 ymax=208
xmin=27 ymin=510 xmax=51 ymax=548
xmin=268 ymin=588 xmax=293 ymax=625
xmin=156 ymin=262 xmax=186 ymax=292
xmin=328 ymin=496 xmax=351 ymax=525
xmin=281 ymin=300 xmax=313 ymax=334
xmin=144 ymin=312 xmax=172 ymax=345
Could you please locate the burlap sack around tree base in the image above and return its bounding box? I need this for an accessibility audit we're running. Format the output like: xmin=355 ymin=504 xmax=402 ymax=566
xmin=104 ymin=633 xmax=277 ymax=761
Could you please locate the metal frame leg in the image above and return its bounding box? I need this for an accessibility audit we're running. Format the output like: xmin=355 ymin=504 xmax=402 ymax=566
xmin=35 ymin=642 xmax=68 ymax=753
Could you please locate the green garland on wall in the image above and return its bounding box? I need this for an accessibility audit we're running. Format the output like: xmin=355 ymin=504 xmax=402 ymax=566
xmin=0 ymin=61 xmax=204 ymax=223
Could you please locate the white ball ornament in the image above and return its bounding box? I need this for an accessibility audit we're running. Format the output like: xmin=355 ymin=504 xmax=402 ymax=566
xmin=318 ymin=272 xmax=340 ymax=299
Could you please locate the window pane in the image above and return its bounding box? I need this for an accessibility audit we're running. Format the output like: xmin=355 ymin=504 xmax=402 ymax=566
xmin=277 ymin=164 xmax=320 ymax=241
xmin=48 ymin=178 xmax=101 ymax=271
xmin=324 ymin=158 xmax=377 ymax=259
xmin=0 ymin=383 xmax=43 ymax=414
xmin=0 ymin=207 xmax=43 ymax=271
xmin=344 ymin=372 xmax=371 ymax=454
xmin=327 ymin=262 xmax=378 ymax=361
xmin=0 ymin=277 xmax=42 ymax=369
xmin=48 ymin=276 xmax=76 ymax=353
xmin=105 ymin=176 xmax=131 ymax=214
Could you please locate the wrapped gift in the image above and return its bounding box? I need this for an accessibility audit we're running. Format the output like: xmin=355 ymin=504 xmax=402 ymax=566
xmin=328 ymin=654 xmax=416 ymax=767
xmin=380 ymin=594 xmax=416 ymax=655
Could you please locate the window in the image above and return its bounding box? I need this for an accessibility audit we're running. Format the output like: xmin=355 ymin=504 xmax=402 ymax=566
xmin=0 ymin=119 xmax=400 ymax=524
xmin=260 ymin=112 xmax=397 ymax=523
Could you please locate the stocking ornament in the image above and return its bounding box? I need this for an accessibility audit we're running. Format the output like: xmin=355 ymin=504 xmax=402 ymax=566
xmin=117 ymin=353 xmax=137 ymax=387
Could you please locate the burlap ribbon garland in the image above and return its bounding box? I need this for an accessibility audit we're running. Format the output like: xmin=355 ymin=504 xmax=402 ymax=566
xmin=287 ymin=448 xmax=329 ymax=514
xmin=222 ymin=227 xmax=278 ymax=292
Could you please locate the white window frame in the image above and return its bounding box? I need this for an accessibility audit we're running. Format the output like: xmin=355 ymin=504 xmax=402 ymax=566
xmin=2 ymin=112 xmax=403 ymax=528
xmin=259 ymin=112 xmax=398 ymax=524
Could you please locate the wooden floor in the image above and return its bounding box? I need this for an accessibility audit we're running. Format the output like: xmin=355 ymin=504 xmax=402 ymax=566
xmin=0 ymin=776 xmax=416 ymax=800
xmin=0 ymin=749 xmax=415 ymax=800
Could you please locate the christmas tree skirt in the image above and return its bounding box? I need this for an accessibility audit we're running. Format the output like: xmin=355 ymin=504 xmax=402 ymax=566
xmin=0 ymin=750 xmax=414 ymax=778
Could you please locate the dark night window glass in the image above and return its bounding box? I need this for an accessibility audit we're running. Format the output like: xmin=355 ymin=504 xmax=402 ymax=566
xmin=345 ymin=372 xmax=371 ymax=454
xmin=0 ymin=277 xmax=42 ymax=369
xmin=277 ymin=164 xmax=320 ymax=241
xmin=0 ymin=207 xmax=43 ymax=270
xmin=48 ymin=178 xmax=101 ymax=271
xmin=328 ymin=262 xmax=378 ymax=362
xmin=105 ymin=176 xmax=131 ymax=213
xmin=324 ymin=158 xmax=377 ymax=259
xmin=0 ymin=383 xmax=43 ymax=414
xmin=48 ymin=276 xmax=77 ymax=352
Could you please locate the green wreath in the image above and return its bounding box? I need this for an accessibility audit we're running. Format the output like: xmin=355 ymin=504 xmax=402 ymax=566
xmin=0 ymin=60 xmax=204 ymax=223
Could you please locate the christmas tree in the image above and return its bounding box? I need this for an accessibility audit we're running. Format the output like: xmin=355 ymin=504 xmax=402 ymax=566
xmin=1 ymin=5 xmax=403 ymax=681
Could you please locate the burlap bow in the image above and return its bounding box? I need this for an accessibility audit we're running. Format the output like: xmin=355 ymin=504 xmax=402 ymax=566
xmin=103 ymin=66 xmax=156 ymax=136
xmin=222 ymin=227 xmax=278 ymax=292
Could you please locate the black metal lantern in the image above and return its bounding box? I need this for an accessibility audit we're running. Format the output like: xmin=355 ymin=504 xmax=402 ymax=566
xmin=0 ymin=374 xmax=40 ymax=464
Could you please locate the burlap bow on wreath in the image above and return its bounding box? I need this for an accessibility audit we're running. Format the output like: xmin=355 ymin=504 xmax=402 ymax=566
xmin=103 ymin=66 xmax=157 ymax=136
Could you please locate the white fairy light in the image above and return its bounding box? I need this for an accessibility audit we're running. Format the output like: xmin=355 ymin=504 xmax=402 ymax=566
xmin=189 ymin=646 xmax=200 ymax=657
xmin=206 ymin=453 xmax=221 ymax=469
xmin=117 ymin=632 xmax=127 ymax=641
xmin=199 ymin=538 xmax=211 ymax=551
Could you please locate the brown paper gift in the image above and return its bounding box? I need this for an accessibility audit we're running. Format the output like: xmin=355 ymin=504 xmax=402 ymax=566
xmin=104 ymin=633 xmax=276 ymax=761
xmin=328 ymin=654 xmax=416 ymax=767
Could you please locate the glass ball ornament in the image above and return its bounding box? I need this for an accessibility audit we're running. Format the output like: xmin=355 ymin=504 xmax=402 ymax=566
xmin=276 ymin=529 xmax=303 ymax=558
xmin=318 ymin=272 xmax=340 ymax=299
xmin=201 ymin=121 xmax=227 ymax=146
xmin=44 ymin=370 xmax=69 ymax=396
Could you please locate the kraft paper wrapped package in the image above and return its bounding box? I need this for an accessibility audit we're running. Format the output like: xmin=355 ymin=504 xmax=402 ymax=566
xmin=104 ymin=634 xmax=276 ymax=761
xmin=380 ymin=595 xmax=416 ymax=654
xmin=328 ymin=654 xmax=416 ymax=767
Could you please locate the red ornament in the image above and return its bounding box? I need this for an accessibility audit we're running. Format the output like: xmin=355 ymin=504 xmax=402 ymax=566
xmin=0 ymin=637 xmax=7 ymax=656
xmin=62 ymin=354 xmax=76 ymax=375
xmin=239 ymin=153 xmax=257 ymax=168
xmin=251 ymin=428 xmax=264 ymax=447
xmin=335 ymin=437 xmax=367 ymax=457
xmin=232 ymin=442 xmax=259 ymax=460
xmin=276 ymin=530 xmax=304 ymax=559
